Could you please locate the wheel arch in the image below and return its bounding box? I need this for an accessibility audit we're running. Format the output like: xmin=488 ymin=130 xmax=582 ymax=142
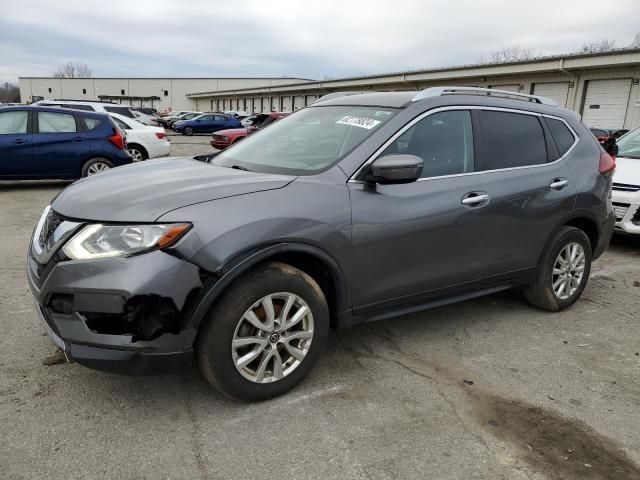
xmin=188 ymin=243 xmax=348 ymax=331
xmin=127 ymin=142 xmax=148 ymax=159
xmin=537 ymin=210 xmax=601 ymax=264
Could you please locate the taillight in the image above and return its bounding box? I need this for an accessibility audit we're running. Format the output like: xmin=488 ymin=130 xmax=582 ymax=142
xmin=155 ymin=132 xmax=167 ymax=140
xmin=599 ymin=151 xmax=616 ymax=174
xmin=108 ymin=129 xmax=125 ymax=150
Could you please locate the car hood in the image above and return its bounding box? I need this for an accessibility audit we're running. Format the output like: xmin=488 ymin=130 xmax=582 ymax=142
xmin=215 ymin=127 xmax=249 ymax=136
xmin=51 ymin=157 xmax=295 ymax=222
xmin=613 ymin=157 xmax=640 ymax=186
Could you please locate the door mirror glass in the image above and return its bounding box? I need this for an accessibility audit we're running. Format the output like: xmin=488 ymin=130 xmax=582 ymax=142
xmin=365 ymin=154 xmax=423 ymax=184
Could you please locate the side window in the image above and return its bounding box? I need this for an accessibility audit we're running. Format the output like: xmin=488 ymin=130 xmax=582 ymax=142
xmin=381 ymin=110 xmax=474 ymax=178
xmin=545 ymin=118 xmax=576 ymax=156
xmin=215 ymin=115 xmax=226 ymax=121
xmin=83 ymin=117 xmax=103 ymax=130
xmin=0 ymin=111 xmax=28 ymax=134
xmin=111 ymin=117 xmax=130 ymax=130
xmin=37 ymin=112 xmax=77 ymax=133
xmin=478 ymin=111 xmax=547 ymax=170
xmin=67 ymin=104 xmax=95 ymax=111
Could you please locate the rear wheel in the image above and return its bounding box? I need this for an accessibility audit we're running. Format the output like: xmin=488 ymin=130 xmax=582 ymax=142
xmin=523 ymin=226 xmax=592 ymax=311
xmin=184 ymin=126 xmax=194 ymax=136
xmin=81 ymin=158 xmax=113 ymax=177
xmin=196 ymin=262 xmax=329 ymax=401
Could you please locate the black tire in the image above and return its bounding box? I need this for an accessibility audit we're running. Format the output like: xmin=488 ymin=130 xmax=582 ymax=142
xmin=196 ymin=262 xmax=329 ymax=401
xmin=523 ymin=226 xmax=592 ymax=312
xmin=184 ymin=126 xmax=194 ymax=136
xmin=127 ymin=144 xmax=148 ymax=162
xmin=81 ymin=157 xmax=114 ymax=178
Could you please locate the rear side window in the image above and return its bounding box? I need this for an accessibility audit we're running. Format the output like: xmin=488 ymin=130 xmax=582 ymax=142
xmin=104 ymin=106 xmax=135 ymax=118
xmin=37 ymin=112 xmax=77 ymax=133
xmin=545 ymin=118 xmax=575 ymax=156
xmin=478 ymin=111 xmax=547 ymax=170
xmin=111 ymin=116 xmax=130 ymax=130
xmin=83 ymin=117 xmax=103 ymax=130
xmin=0 ymin=111 xmax=28 ymax=134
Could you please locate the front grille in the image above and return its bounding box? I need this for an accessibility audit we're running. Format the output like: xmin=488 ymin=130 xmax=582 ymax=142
xmin=612 ymin=202 xmax=629 ymax=221
xmin=612 ymin=182 xmax=640 ymax=192
xmin=38 ymin=209 xmax=64 ymax=249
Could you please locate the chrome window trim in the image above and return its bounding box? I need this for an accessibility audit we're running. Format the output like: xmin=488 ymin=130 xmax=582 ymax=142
xmin=347 ymin=105 xmax=579 ymax=183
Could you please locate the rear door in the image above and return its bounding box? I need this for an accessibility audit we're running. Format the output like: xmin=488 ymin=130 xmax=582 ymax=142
xmin=32 ymin=111 xmax=88 ymax=177
xmin=0 ymin=110 xmax=34 ymax=177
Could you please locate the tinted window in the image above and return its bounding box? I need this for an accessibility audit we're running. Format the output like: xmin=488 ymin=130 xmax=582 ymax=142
xmin=104 ymin=106 xmax=135 ymax=118
xmin=214 ymin=115 xmax=226 ymax=121
xmin=0 ymin=111 xmax=28 ymax=134
xmin=381 ymin=110 xmax=474 ymax=178
xmin=37 ymin=112 xmax=77 ymax=133
xmin=111 ymin=116 xmax=130 ymax=130
xmin=545 ymin=118 xmax=575 ymax=156
xmin=479 ymin=111 xmax=547 ymax=170
xmin=83 ymin=117 xmax=103 ymax=130
xmin=66 ymin=104 xmax=95 ymax=111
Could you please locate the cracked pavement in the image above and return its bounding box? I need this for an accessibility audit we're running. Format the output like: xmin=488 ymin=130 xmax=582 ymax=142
xmin=1 ymin=142 xmax=639 ymax=479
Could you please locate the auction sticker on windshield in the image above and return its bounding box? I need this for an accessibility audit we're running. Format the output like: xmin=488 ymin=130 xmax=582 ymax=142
xmin=337 ymin=115 xmax=381 ymax=130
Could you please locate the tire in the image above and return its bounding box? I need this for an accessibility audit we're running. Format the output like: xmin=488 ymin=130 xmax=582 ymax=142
xmin=196 ymin=262 xmax=329 ymax=401
xmin=81 ymin=158 xmax=114 ymax=177
xmin=127 ymin=144 xmax=148 ymax=162
xmin=184 ymin=126 xmax=194 ymax=136
xmin=523 ymin=226 xmax=592 ymax=312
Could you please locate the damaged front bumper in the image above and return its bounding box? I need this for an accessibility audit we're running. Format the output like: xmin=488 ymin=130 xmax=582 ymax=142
xmin=27 ymin=249 xmax=203 ymax=375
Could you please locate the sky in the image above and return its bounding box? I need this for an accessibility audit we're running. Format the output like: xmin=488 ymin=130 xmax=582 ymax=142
xmin=1 ymin=0 xmax=639 ymax=84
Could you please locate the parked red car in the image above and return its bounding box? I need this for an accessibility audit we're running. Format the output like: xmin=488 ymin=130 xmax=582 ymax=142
xmin=210 ymin=112 xmax=289 ymax=149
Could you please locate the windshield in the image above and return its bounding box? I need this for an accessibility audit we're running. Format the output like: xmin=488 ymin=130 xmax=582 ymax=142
xmin=212 ymin=106 xmax=397 ymax=175
xmin=617 ymin=127 xmax=640 ymax=159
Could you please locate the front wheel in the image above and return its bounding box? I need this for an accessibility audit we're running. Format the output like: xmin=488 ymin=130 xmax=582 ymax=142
xmin=196 ymin=262 xmax=329 ymax=401
xmin=523 ymin=226 xmax=592 ymax=312
xmin=184 ymin=126 xmax=194 ymax=136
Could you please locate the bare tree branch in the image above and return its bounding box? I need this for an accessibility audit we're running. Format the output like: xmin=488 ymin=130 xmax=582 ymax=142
xmin=0 ymin=82 xmax=21 ymax=103
xmin=481 ymin=45 xmax=534 ymax=63
xmin=631 ymin=33 xmax=640 ymax=48
xmin=52 ymin=62 xmax=93 ymax=78
xmin=580 ymin=39 xmax=616 ymax=53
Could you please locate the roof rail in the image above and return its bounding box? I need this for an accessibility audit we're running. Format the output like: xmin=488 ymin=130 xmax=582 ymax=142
xmin=51 ymin=98 xmax=120 ymax=104
xmin=412 ymin=86 xmax=558 ymax=106
xmin=313 ymin=91 xmax=369 ymax=103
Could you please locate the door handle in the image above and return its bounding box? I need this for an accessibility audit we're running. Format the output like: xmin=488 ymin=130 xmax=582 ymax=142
xmin=461 ymin=192 xmax=490 ymax=206
xmin=550 ymin=178 xmax=568 ymax=190
xmin=12 ymin=139 xmax=29 ymax=144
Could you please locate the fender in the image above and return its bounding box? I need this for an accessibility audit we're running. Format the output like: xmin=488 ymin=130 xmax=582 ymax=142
xmin=537 ymin=208 xmax=604 ymax=264
xmin=187 ymin=242 xmax=348 ymax=331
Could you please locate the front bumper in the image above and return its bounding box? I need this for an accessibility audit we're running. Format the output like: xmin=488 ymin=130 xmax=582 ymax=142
xmin=611 ymin=189 xmax=640 ymax=235
xmin=28 ymin=249 xmax=203 ymax=375
xmin=210 ymin=139 xmax=230 ymax=150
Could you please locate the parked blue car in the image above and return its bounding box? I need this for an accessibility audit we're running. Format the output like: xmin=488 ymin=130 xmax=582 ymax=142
xmin=0 ymin=106 xmax=132 ymax=180
xmin=173 ymin=113 xmax=241 ymax=136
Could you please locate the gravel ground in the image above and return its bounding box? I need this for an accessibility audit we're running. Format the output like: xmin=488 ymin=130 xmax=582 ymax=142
xmin=1 ymin=137 xmax=639 ymax=479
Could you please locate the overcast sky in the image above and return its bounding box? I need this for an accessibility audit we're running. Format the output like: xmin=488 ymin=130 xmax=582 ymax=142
xmin=1 ymin=0 xmax=638 ymax=84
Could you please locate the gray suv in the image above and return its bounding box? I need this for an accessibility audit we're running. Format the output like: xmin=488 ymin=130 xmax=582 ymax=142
xmin=28 ymin=87 xmax=616 ymax=401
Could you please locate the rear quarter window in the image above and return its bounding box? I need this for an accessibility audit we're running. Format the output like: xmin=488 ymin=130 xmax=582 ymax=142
xmin=82 ymin=117 xmax=103 ymax=131
xmin=545 ymin=118 xmax=576 ymax=156
xmin=478 ymin=110 xmax=548 ymax=170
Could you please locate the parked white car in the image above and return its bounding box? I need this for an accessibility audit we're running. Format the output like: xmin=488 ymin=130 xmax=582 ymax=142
xmin=131 ymin=110 xmax=159 ymax=126
xmin=34 ymin=99 xmax=137 ymax=118
xmin=241 ymin=115 xmax=257 ymax=127
xmin=611 ymin=126 xmax=640 ymax=235
xmin=109 ymin=112 xmax=171 ymax=161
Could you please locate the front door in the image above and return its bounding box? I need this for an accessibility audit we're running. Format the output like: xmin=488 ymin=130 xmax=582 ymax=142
xmin=0 ymin=110 xmax=34 ymax=178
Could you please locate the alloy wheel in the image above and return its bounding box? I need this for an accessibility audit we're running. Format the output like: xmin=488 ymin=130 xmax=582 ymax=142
xmin=128 ymin=148 xmax=144 ymax=162
xmin=552 ymin=242 xmax=586 ymax=300
xmin=86 ymin=162 xmax=111 ymax=176
xmin=231 ymin=292 xmax=314 ymax=384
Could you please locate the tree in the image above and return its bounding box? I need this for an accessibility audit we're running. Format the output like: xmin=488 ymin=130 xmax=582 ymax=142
xmin=0 ymin=82 xmax=21 ymax=103
xmin=580 ymin=39 xmax=615 ymax=53
xmin=482 ymin=45 xmax=534 ymax=63
xmin=52 ymin=62 xmax=92 ymax=78
xmin=631 ymin=33 xmax=640 ymax=48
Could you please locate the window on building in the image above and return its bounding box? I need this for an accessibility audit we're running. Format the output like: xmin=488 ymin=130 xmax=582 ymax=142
xmin=121 ymin=89 xmax=125 ymax=95
xmin=37 ymin=112 xmax=77 ymax=133
xmin=477 ymin=111 xmax=547 ymax=170
xmin=48 ymin=88 xmax=52 ymax=93
xmin=82 ymin=88 xmax=87 ymax=95
xmin=381 ymin=110 xmax=474 ymax=178
xmin=164 ymin=90 xmax=169 ymax=96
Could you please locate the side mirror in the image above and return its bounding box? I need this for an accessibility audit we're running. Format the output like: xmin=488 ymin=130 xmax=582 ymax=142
xmin=364 ymin=154 xmax=423 ymax=184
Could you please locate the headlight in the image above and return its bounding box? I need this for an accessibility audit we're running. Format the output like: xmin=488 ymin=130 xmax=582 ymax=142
xmin=62 ymin=223 xmax=191 ymax=260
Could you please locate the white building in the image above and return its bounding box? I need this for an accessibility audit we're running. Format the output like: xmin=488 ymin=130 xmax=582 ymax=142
xmin=18 ymin=77 xmax=313 ymax=111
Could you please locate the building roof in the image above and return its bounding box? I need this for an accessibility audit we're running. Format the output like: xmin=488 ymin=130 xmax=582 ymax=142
xmin=186 ymin=47 xmax=640 ymax=98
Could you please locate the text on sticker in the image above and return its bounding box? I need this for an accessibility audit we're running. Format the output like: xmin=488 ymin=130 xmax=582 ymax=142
xmin=336 ymin=116 xmax=381 ymax=130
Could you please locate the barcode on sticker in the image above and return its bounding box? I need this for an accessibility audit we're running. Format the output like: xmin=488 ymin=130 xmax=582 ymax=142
xmin=336 ymin=116 xmax=381 ymax=130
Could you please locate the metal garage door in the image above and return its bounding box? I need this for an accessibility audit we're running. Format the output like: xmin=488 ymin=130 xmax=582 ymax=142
xmin=293 ymin=96 xmax=304 ymax=110
xmin=305 ymin=95 xmax=318 ymax=106
xmin=271 ymin=97 xmax=279 ymax=112
xmin=533 ymin=82 xmax=570 ymax=107
xmin=582 ymin=79 xmax=632 ymax=129
xmin=261 ymin=97 xmax=270 ymax=113
xmin=281 ymin=96 xmax=292 ymax=112
xmin=489 ymin=84 xmax=521 ymax=92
